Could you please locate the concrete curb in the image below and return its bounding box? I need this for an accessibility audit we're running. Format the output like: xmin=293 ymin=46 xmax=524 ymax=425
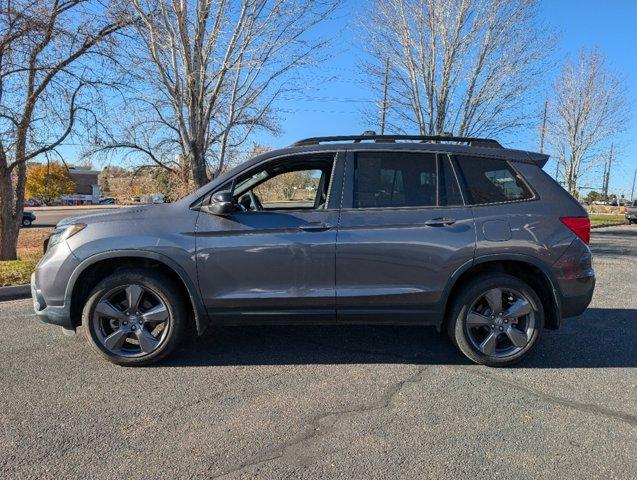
xmin=0 ymin=284 xmax=31 ymax=302
xmin=591 ymin=222 xmax=627 ymax=229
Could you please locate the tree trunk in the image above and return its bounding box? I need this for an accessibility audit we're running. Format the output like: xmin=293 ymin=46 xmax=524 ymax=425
xmin=189 ymin=142 xmax=209 ymax=188
xmin=0 ymin=167 xmax=19 ymax=261
xmin=1 ymin=125 xmax=29 ymax=261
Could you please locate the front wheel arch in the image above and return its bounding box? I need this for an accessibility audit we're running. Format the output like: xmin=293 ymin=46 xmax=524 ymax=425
xmin=68 ymin=252 xmax=207 ymax=334
xmin=82 ymin=268 xmax=188 ymax=365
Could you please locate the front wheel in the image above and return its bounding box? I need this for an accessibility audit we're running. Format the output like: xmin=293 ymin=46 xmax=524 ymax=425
xmin=447 ymin=274 xmax=544 ymax=367
xmin=82 ymin=269 xmax=189 ymax=366
xmin=22 ymin=218 xmax=32 ymax=227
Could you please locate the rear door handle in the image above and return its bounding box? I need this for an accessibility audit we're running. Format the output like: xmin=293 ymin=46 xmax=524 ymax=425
xmin=424 ymin=217 xmax=456 ymax=227
xmin=298 ymin=222 xmax=333 ymax=232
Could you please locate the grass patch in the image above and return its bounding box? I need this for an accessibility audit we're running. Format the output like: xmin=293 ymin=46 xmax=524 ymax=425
xmin=0 ymin=257 xmax=39 ymax=287
xmin=0 ymin=227 xmax=52 ymax=287
xmin=589 ymin=213 xmax=626 ymax=228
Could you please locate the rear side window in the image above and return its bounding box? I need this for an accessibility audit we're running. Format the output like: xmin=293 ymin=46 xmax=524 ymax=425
xmin=454 ymin=156 xmax=533 ymax=204
xmin=354 ymin=152 xmax=437 ymax=208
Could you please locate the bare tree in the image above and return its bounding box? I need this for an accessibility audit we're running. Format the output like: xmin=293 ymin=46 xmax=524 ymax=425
xmin=0 ymin=0 xmax=131 ymax=260
xmin=96 ymin=0 xmax=337 ymax=189
xmin=361 ymin=0 xmax=552 ymax=137
xmin=547 ymin=51 xmax=628 ymax=195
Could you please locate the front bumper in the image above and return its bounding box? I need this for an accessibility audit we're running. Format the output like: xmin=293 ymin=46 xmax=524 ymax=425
xmin=31 ymin=273 xmax=74 ymax=331
xmin=30 ymin=239 xmax=79 ymax=330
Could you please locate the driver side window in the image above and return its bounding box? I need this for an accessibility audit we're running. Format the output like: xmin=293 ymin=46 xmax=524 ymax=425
xmin=233 ymin=157 xmax=334 ymax=212
xmin=253 ymin=169 xmax=324 ymax=209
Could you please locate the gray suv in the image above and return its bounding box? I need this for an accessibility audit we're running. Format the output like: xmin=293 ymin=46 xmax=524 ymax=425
xmin=31 ymin=134 xmax=595 ymax=367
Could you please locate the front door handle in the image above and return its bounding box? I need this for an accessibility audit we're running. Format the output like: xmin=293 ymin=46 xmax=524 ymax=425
xmin=298 ymin=222 xmax=333 ymax=232
xmin=425 ymin=217 xmax=456 ymax=227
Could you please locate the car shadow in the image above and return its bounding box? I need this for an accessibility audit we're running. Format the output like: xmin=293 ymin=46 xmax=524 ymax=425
xmin=159 ymin=308 xmax=636 ymax=369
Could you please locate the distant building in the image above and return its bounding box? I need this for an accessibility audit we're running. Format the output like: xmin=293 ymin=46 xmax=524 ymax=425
xmin=60 ymin=166 xmax=101 ymax=205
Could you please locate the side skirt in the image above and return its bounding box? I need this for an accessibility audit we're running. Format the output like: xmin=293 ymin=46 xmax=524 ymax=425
xmin=207 ymin=307 xmax=443 ymax=326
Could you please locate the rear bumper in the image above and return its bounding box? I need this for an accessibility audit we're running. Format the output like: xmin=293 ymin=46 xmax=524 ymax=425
xmin=552 ymin=238 xmax=595 ymax=320
xmin=31 ymin=273 xmax=74 ymax=330
xmin=560 ymin=274 xmax=595 ymax=318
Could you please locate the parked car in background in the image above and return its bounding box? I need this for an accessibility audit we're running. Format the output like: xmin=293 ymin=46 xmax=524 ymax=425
xmin=609 ymin=198 xmax=631 ymax=207
xmin=98 ymin=197 xmax=116 ymax=205
xmin=22 ymin=211 xmax=36 ymax=227
xmin=31 ymin=133 xmax=595 ymax=367
xmin=626 ymin=200 xmax=637 ymax=224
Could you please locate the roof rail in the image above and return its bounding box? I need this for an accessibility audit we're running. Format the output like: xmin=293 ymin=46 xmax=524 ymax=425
xmin=291 ymin=132 xmax=503 ymax=149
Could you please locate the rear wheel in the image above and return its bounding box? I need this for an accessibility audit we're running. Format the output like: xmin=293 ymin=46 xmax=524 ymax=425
xmin=447 ymin=274 xmax=544 ymax=367
xmin=21 ymin=217 xmax=32 ymax=227
xmin=82 ymin=269 xmax=189 ymax=366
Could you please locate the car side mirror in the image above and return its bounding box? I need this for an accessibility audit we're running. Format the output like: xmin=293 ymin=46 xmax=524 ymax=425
xmin=203 ymin=190 xmax=234 ymax=216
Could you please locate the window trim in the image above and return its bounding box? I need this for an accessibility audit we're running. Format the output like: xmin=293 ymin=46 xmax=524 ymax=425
xmin=437 ymin=153 xmax=466 ymax=207
xmin=450 ymin=154 xmax=539 ymax=207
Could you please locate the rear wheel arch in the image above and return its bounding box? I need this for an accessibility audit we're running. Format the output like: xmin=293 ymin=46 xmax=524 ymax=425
xmin=447 ymin=272 xmax=545 ymax=366
xmin=443 ymin=256 xmax=561 ymax=330
xmin=67 ymin=251 xmax=207 ymax=334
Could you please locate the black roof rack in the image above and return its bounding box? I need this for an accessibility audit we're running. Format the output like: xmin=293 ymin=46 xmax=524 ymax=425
xmin=291 ymin=132 xmax=503 ymax=149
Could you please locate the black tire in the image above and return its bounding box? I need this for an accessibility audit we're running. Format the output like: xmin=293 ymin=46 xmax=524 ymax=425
xmin=446 ymin=273 xmax=544 ymax=367
xmin=21 ymin=218 xmax=32 ymax=227
xmin=82 ymin=268 xmax=189 ymax=366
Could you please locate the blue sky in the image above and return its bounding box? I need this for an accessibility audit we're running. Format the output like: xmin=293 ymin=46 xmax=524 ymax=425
xmin=254 ymin=0 xmax=637 ymax=197
xmin=60 ymin=0 xmax=635 ymax=196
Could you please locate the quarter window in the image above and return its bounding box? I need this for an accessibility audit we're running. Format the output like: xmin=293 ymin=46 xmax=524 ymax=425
xmin=354 ymin=152 xmax=437 ymax=208
xmin=454 ymin=156 xmax=533 ymax=204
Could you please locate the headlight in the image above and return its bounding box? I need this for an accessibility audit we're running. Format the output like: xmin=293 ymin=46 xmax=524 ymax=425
xmin=47 ymin=223 xmax=86 ymax=250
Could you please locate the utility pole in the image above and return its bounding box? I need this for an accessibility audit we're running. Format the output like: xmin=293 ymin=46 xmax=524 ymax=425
xmin=602 ymin=143 xmax=614 ymax=202
xmin=631 ymin=168 xmax=636 ymax=202
xmin=539 ymin=99 xmax=547 ymax=153
xmin=538 ymin=100 xmax=558 ymax=180
xmin=602 ymin=158 xmax=608 ymax=199
xmin=380 ymin=58 xmax=390 ymax=135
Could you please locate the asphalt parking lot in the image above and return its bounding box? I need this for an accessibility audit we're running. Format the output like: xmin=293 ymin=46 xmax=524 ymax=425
xmin=1 ymin=226 xmax=635 ymax=479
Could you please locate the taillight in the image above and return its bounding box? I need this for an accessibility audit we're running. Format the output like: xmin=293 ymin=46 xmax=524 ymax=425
xmin=560 ymin=216 xmax=590 ymax=244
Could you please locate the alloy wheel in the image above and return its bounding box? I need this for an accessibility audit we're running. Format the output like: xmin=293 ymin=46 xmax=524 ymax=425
xmin=91 ymin=284 xmax=171 ymax=358
xmin=465 ymin=287 xmax=536 ymax=358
